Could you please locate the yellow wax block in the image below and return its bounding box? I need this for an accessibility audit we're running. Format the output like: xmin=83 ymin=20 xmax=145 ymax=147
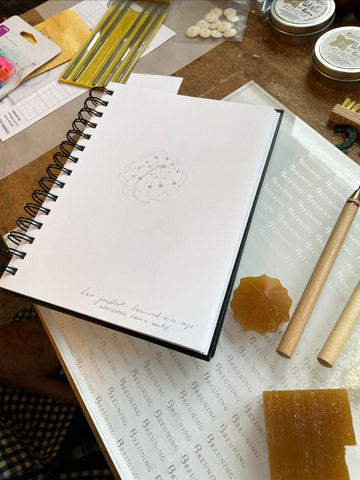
xmin=263 ymin=389 xmax=356 ymax=480
xmin=27 ymin=10 xmax=90 ymax=79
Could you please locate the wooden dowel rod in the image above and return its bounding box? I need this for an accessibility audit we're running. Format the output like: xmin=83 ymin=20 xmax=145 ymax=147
xmin=277 ymin=187 xmax=360 ymax=359
xmin=317 ymin=280 xmax=360 ymax=368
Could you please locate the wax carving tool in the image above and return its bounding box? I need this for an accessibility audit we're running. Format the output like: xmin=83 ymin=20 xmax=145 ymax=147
xmin=99 ymin=3 xmax=166 ymax=86
xmin=60 ymin=0 xmax=169 ymax=88
xmin=62 ymin=0 xmax=130 ymax=81
xmin=92 ymin=4 xmax=152 ymax=86
xmin=114 ymin=3 xmax=167 ymax=84
xmin=72 ymin=0 xmax=132 ymax=82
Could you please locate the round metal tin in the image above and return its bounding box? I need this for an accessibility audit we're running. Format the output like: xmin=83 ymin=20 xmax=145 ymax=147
xmin=269 ymin=0 xmax=335 ymax=45
xmin=312 ymin=26 xmax=360 ymax=90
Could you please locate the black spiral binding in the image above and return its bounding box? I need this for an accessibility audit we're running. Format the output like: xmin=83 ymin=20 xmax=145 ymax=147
xmin=0 ymin=86 xmax=114 ymax=275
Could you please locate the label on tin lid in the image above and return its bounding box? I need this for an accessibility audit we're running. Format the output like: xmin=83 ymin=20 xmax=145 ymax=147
xmin=274 ymin=0 xmax=333 ymax=25
xmin=319 ymin=28 xmax=360 ymax=71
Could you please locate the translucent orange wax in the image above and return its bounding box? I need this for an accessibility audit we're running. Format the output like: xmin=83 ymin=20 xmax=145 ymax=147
xmin=263 ymin=389 xmax=356 ymax=480
xmin=230 ymin=274 xmax=292 ymax=334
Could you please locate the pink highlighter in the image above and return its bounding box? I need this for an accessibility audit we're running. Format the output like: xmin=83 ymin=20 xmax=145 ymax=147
xmin=0 ymin=55 xmax=12 ymax=81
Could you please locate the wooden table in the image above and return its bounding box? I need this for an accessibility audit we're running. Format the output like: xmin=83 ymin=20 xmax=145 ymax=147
xmin=1 ymin=7 xmax=360 ymax=317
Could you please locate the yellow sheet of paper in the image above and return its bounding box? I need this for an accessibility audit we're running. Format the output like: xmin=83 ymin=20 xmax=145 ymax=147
xmin=27 ymin=9 xmax=90 ymax=79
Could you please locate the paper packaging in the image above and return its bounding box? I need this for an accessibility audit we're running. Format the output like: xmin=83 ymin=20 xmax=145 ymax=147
xmin=0 ymin=16 xmax=61 ymax=100
xmin=27 ymin=10 xmax=90 ymax=79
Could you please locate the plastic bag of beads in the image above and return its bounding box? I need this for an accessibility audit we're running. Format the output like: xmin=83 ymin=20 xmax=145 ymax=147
xmin=180 ymin=0 xmax=250 ymax=43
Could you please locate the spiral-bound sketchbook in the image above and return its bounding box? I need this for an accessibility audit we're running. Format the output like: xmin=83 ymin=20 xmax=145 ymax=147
xmin=0 ymin=83 xmax=281 ymax=359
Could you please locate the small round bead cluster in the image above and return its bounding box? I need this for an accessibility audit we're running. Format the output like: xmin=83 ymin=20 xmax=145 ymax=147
xmin=185 ymin=7 xmax=240 ymax=39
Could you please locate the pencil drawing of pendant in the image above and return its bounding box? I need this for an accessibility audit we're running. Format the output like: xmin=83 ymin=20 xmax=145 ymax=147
xmin=121 ymin=151 xmax=186 ymax=203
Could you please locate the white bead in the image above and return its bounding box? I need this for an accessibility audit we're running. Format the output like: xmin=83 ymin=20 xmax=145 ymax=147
xmin=199 ymin=28 xmax=211 ymax=38
xmin=196 ymin=19 xmax=209 ymax=28
xmin=204 ymin=12 xmax=219 ymax=23
xmin=209 ymin=7 xmax=222 ymax=17
xmin=224 ymin=8 xmax=237 ymax=17
xmin=226 ymin=14 xmax=240 ymax=22
xmin=223 ymin=28 xmax=237 ymax=38
xmin=211 ymin=29 xmax=223 ymax=38
xmin=217 ymin=21 xmax=233 ymax=32
xmin=185 ymin=25 xmax=200 ymax=38
xmin=208 ymin=22 xmax=218 ymax=30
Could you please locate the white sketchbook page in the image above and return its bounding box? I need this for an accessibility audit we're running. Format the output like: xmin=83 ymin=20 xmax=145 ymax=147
xmin=39 ymin=82 xmax=360 ymax=479
xmin=1 ymin=83 xmax=280 ymax=355
xmin=126 ymin=72 xmax=183 ymax=92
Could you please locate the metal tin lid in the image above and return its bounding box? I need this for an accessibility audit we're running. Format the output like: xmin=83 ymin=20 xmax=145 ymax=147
xmin=268 ymin=16 xmax=334 ymax=45
xmin=270 ymin=0 xmax=336 ymax=35
xmin=313 ymin=26 xmax=360 ymax=80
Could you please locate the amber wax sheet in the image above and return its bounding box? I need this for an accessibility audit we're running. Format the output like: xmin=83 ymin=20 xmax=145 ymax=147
xmin=37 ymin=82 xmax=360 ymax=480
xmin=263 ymin=389 xmax=356 ymax=480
